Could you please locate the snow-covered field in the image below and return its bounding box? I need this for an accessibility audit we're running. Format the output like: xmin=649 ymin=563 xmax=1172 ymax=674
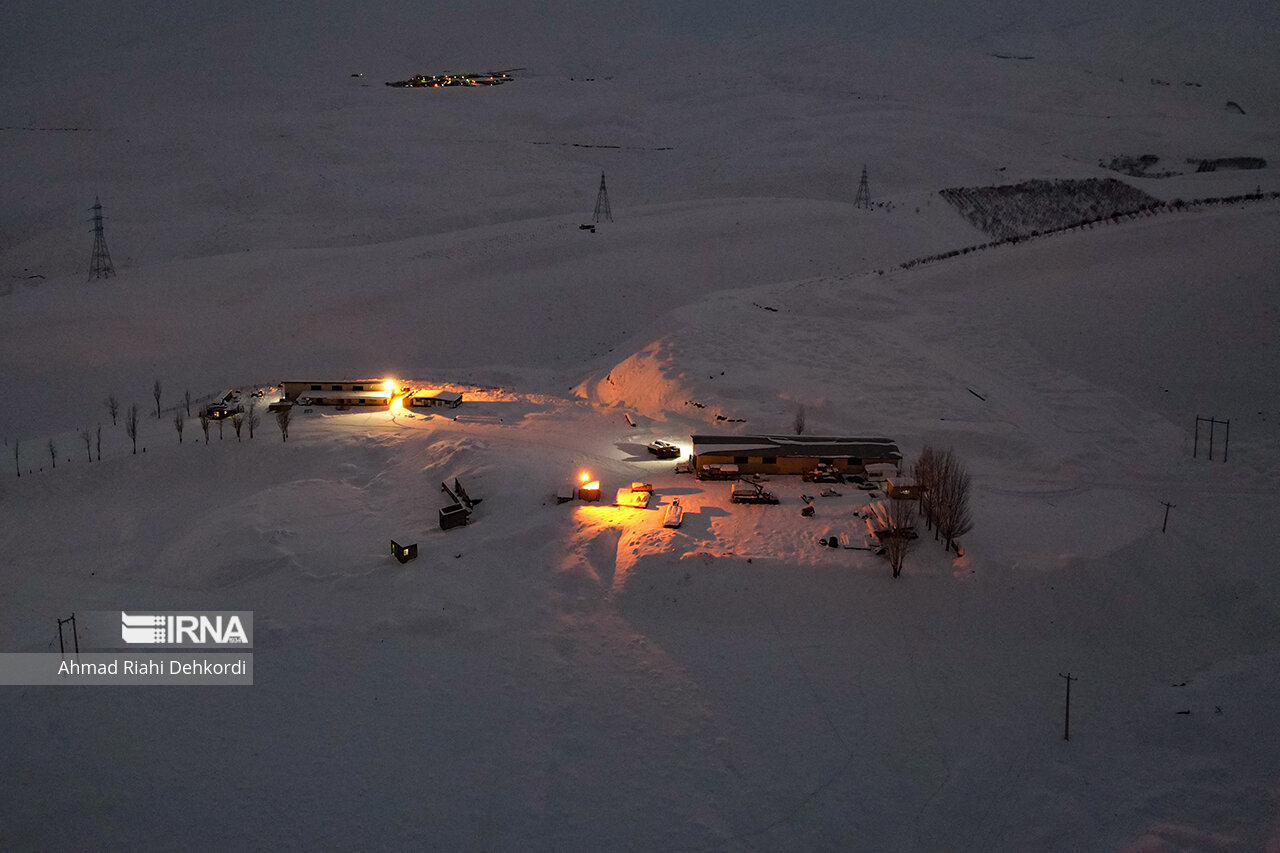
xmin=3 ymin=2 xmax=1279 ymax=849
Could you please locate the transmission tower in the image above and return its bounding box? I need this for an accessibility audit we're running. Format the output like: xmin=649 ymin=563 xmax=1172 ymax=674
xmin=854 ymin=165 xmax=871 ymax=209
xmin=88 ymin=196 xmax=116 ymax=280
xmin=593 ymin=172 xmax=612 ymax=223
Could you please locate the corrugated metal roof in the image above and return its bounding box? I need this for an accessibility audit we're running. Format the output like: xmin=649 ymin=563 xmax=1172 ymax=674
xmin=691 ymin=433 xmax=900 ymax=458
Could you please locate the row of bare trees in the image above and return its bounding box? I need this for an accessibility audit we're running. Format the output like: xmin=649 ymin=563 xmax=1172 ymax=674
xmin=11 ymin=384 xmax=290 ymax=477
xmin=914 ymin=445 xmax=973 ymax=553
xmin=175 ymin=400 xmax=271 ymax=445
xmin=115 ymin=382 xmax=287 ymax=447
xmin=882 ymin=495 xmax=917 ymax=579
xmin=110 ymin=381 xmax=192 ymax=427
xmin=877 ymin=446 xmax=975 ymax=579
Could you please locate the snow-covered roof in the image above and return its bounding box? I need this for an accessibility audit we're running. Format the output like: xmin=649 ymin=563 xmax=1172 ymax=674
xmin=692 ymin=434 xmax=901 ymax=458
xmin=412 ymin=389 xmax=463 ymax=402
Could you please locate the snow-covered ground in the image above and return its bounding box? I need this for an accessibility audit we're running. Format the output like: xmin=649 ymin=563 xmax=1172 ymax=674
xmin=3 ymin=2 xmax=1279 ymax=849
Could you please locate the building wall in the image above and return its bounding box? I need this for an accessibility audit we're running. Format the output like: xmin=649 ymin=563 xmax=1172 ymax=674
xmin=282 ymin=381 xmax=388 ymax=400
xmin=693 ymin=453 xmax=899 ymax=477
xmin=297 ymin=394 xmax=388 ymax=407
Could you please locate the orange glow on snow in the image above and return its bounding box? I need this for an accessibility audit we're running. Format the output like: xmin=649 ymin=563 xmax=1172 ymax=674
xmin=575 ymin=504 xmax=646 ymax=527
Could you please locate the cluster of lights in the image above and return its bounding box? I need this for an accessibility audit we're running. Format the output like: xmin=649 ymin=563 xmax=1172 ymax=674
xmin=386 ymin=72 xmax=513 ymax=89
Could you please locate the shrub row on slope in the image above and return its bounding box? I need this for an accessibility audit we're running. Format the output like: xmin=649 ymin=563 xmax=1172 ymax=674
xmin=892 ymin=189 xmax=1279 ymax=274
xmin=939 ymin=178 xmax=1161 ymax=239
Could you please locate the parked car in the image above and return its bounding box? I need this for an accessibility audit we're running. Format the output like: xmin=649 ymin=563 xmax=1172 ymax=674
xmin=802 ymin=463 xmax=843 ymax=483
xmin=647 ymin=440 xmax=680 ymax=459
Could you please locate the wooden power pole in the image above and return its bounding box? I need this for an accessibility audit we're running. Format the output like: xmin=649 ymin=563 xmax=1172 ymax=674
xmin=1059 ymin=672 xmax=1077 ymax=740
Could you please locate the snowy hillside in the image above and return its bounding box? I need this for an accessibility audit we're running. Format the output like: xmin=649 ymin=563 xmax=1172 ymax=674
xmin=3 ymin=1 xmax=1280 ymax=849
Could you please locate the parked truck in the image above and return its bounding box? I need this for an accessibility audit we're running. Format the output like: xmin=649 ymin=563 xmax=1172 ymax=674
xmin=730 ymin=480 xmax=779 ymax=504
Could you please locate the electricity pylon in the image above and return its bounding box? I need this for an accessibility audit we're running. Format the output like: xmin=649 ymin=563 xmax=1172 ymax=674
xmin=593 ymin=172 xmax=612 ymax=223
xmin=88 ymin=196 xmax=116 ymax=280
xmin=854 ymin=165 xmax=871 ymax=209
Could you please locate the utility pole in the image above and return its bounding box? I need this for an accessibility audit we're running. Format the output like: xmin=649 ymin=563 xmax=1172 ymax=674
xmin=593 ymin=172 xmax=612 ymax=224
xmin=57 ymin=613 xmax=80 ymax=660
xmin=88 ymin=196 xmax=116 ymax=280
xmin=1194 ymin=415 xmax=1231 ymax=462
xmin=1160 ymin=501 xmax=1175 ymax=533
xmin=854 ymin=164 xmax=871 ymax=209
xmin=1059 ymin=672 xmax=1077 ymax=740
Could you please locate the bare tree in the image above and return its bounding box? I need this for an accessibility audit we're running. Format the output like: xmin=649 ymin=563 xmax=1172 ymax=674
xmin=793 ymin=403 xmax=807 ymax=436
xmin=218 ymin=416 xmax=225 ymax=440
xmin=934 ymin=448 xmax=974 ymax=553
xmin=275 ymin=406 xmax=291 ymax=442
xmin=153 ymin=379 xmax=162 ymax=418
xmin=106 ymin=394 xmax=120 ymax=426
xmin=232 ymin=413 xmax=243 ymax=442
xmin=126 ymin=404 xmax=140 ymax=454
xmin=96 ymin=425 xmax=102 ymax=461
xmin=913 ymin=445 xmax=940 ymax=534
xmin=882 ymin=495 xmax=918 ymax=578
xmin=199 ymin=412 xmax=211 ymax=445
xmin=80 ymin=428 xmax=92 ymax=462
xmin=174 ymin=409 xmax=185 ymax=443
xmin=47 ymin=438 xmax=57 ymax=469
xmin=184 ymin=389 xmax=192 ymax=416
xmin=247 ymin=399 xmax=260 ymax=439
xmin=13 ymin=438 xmax=20 ymax=477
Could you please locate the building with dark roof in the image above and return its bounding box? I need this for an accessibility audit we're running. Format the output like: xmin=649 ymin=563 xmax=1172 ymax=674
xmin=280 ymin=380 xmax=398 ymax=408
xmin=690 ymin=434 xmax=901 ymax=479
xmin=410 ymin=389 xmax=463 ymax=408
